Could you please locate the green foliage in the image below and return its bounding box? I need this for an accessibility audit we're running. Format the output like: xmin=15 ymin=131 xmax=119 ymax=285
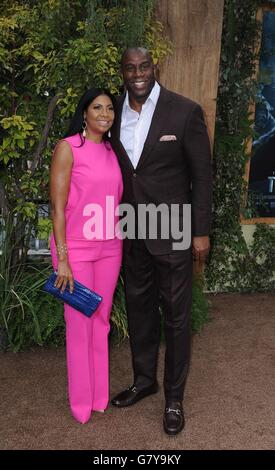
xmin=0 ymin=116 xmax=38 ymax=163
xmin=0 ymin=0 xmax=171 ymax=248
xmin=206 ymin=0 xmax=275 ymax=292
xmin=1 ymin=264 xmax=65 ymax=352
xmin=248 ymin=224 xmax=275 ymax=290
xmin=0 ymin=216 xmax=64 ymax=351
xmin=110 ymin=275 xmax=128 ymax=344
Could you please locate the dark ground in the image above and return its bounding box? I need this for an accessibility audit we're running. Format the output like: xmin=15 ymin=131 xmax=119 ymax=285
xmin=0 ymin=293 xmax=275 ymax=450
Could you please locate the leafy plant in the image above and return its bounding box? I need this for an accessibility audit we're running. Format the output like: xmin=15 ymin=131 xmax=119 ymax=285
xmin=110 ymin=275 xmax=128 ymax=344
xmin=0 ymin=263 xmax=64 ymax=352
xmin=0 ymin=216 xmax=63 ymax=351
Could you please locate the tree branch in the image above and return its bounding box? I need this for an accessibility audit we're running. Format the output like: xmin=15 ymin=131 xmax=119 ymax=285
xmin=0 ymin=179 xmax=10 ymax=217
xmin=31 ymin=95 xmax=59 ymax=173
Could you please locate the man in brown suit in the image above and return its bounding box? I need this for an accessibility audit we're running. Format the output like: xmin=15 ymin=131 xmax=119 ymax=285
xmin=111 ymin=47 xmax=212 ymax=435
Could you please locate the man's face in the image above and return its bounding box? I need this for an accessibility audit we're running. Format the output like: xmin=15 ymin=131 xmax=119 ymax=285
xmin=121 ymin=50 xmax=155 ymax=102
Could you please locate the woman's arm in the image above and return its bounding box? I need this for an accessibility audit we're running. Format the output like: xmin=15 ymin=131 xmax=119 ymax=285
xmin=50 ymin=140 xmax=74 ymax=293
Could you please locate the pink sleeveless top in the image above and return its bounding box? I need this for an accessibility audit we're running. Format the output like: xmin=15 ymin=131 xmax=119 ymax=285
xmin=61 ymin=134 xmax=123 ymax=241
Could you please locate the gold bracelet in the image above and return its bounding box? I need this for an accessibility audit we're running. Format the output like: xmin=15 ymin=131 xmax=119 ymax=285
xmin=56 ymin=243 xmax=68 ymax=256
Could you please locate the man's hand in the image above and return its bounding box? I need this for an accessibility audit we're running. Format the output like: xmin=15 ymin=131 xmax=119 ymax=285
xmin=192 ymin=236 xmax=210 ymax=262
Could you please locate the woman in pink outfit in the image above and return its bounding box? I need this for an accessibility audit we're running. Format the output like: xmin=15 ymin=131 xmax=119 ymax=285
xmin=50 ymin=88 xmax=123 ymax=424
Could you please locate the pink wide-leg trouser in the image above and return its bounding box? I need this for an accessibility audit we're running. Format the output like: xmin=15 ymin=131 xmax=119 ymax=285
xmin=51 ymin=237 xmax=122 ymax=424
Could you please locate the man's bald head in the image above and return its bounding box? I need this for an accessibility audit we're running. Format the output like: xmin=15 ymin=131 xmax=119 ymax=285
xmin=121 ymin=47 xmax=153 ymax=68
xmin=120 ymin=47 xmax=156 ymax=105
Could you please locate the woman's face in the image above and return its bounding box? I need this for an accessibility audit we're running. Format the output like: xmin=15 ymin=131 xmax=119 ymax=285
xmin=84 ymin=94 xmax=115 ymax=139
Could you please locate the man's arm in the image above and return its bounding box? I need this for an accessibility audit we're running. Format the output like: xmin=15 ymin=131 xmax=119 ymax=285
xmin=182 ymin=104 xmax=212 ymax=259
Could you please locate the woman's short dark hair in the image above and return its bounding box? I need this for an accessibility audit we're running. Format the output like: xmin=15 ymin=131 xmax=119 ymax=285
xmin=64 ymin=88 xmax=116 ymax=146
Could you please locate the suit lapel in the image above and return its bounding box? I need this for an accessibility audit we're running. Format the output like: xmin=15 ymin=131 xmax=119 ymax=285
xmin=137 ymin=87 xmax=172 ymax=169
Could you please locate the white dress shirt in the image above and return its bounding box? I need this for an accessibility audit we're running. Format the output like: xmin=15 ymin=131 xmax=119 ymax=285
xmin=120 ymin=81 xmax=161 ymax=169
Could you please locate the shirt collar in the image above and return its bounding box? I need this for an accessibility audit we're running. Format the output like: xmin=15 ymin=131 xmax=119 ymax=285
xmin=125 ymin=81 xmax=161 ymax=110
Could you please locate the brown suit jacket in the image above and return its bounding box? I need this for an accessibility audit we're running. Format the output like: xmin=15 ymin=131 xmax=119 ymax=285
xmin=111 ymin=85 xmax=212 ymax=255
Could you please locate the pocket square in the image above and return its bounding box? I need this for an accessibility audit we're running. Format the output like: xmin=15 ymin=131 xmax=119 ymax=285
xmin=159 ymin=135 xmax=177 ymax=141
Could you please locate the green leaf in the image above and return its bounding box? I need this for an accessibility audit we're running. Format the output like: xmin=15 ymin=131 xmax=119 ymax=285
xmin=17 ymin=140 xmax=25 ymax=149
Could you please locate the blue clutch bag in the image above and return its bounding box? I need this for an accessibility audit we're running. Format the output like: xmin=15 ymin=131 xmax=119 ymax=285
xmin=43 ymin=272 xmax=103 ymax=317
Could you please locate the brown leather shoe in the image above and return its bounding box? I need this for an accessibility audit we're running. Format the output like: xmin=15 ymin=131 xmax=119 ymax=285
xmin=163 ymin=401 xmax=185 ymax=435
xmin=111 ymin=382 xmax=159 ymax=408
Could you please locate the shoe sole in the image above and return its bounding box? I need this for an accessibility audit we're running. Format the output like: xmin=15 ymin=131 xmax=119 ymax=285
xmin=163 ymin=421 xmax=184 ymax=436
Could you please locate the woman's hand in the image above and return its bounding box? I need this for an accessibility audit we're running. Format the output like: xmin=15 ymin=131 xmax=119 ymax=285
xmin=54 ymin=260 xmax=74 ymax=293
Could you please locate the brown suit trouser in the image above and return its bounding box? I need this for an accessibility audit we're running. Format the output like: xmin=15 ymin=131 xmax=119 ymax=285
xmin=123 ymin=238 xmax=192 ymax=401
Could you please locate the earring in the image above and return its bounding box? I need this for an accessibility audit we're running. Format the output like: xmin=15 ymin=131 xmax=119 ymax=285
xmin=82 ymin=119 xmax=87 ymax=138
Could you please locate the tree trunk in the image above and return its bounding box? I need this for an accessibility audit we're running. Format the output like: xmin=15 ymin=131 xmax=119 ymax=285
xmin=156 ymin=0 xmax=224 ymax=147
